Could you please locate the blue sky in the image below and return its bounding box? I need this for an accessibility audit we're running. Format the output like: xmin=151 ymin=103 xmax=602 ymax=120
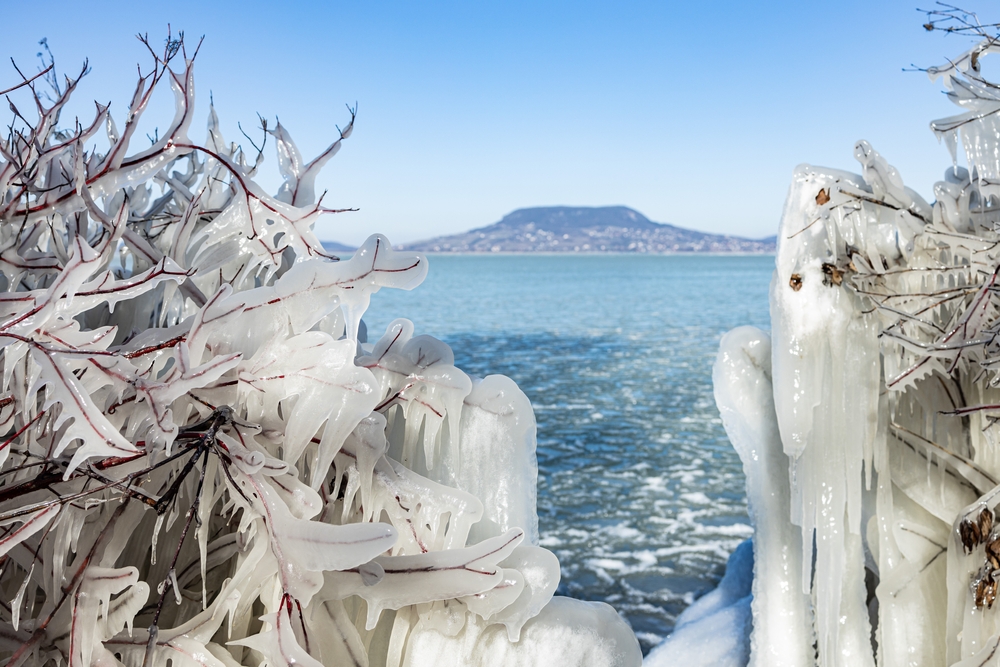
xmin=0 ymin=1 xmax=984 ymax=244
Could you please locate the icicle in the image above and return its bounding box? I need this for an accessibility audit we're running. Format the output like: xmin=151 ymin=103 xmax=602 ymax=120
xmin=715 ymin=327 xmax=812 ymax=667
xmin=151 ymin=513 xmax=166 ymax=566
xmin=11 ymin=563 xmax=34 ymax=631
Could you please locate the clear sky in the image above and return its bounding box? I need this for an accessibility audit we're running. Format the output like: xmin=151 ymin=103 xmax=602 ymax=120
xmin=0 ymin=1 xmax=986 ymax=245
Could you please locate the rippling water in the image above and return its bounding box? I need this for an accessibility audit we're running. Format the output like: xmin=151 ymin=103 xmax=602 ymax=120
xmin=363 ymin=253 xmax=773 ymax=654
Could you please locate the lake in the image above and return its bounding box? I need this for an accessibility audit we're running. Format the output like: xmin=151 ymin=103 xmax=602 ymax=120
xmin=362 ymin=253 xmax=774 ymax=654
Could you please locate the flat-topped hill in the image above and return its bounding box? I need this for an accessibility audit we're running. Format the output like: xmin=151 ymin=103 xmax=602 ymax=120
xmin=394 ymin=206 xmax=775 ymax=253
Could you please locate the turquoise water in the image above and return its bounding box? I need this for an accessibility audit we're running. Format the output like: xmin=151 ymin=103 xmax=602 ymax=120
xmin=363 ymin=254 xmax=774 ymax=653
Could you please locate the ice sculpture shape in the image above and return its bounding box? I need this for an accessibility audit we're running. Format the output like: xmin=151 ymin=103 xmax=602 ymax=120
xmin=706 ymin=17 xmax=1000 ymax=667
xmin=0 ymin=34 xmax=640 ymax=667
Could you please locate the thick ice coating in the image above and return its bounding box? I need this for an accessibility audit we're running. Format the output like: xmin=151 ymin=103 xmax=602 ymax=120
xmin=712 ymin=328 xmax=811 ymax=667
xmin=450 ymin=375 xmax=541 ymax=545
xmin=403 ymin=596 xmax=641 ymax=667
xmin=660 ymin=34 xmax=1000 ymax=667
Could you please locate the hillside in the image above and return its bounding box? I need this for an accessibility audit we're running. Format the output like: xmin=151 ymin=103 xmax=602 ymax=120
xmin=320 ymin=240 xmax=356 ymax=255
xmin=395 ymin=206 xmax=775 ymax=253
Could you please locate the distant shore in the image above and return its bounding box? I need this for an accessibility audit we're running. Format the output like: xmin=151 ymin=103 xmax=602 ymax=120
xmin=324 ymin=206 xmax=776 ymax=256
xmin=325 ymin=247 xmax=777 ymax=258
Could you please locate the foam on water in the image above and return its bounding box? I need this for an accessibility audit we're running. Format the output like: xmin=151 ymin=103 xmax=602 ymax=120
xmin=363 ymin=253 xmax=772 ymax=654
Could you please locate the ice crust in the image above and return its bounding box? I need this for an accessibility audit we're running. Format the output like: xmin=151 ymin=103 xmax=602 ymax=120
xmin=655 ymin=37 xmax=1000 ymax=667
xmin=404 ymin=596 xmax=640 ymax=667
xmin=643 ymin=540 xmax=753 ymax=667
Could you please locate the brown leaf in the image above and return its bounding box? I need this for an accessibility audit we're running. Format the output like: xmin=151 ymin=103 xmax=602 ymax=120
xmin=981 ymin=507 xmax=995 ymax=538
xmin=961 ymin=518 xmax=982 ymax=553
xmin=821 ymin=263 xmax=843 ymax=287
xmin=815 ymin=188 xmax=831 ymax=206
xmin=987 ymin=537 xmax=1000 ymax=567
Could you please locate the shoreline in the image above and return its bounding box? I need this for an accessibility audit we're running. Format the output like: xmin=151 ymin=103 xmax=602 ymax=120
xmin=325 ymin=248 xmax=777 ymax=258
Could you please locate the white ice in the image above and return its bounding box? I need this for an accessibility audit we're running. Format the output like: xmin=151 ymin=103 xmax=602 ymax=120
xmin=643 ymin=540 xmax=753 ymax=667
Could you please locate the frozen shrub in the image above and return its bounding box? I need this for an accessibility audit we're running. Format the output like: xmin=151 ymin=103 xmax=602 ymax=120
xmin=0 ymin=33 xmax=639 ymax=667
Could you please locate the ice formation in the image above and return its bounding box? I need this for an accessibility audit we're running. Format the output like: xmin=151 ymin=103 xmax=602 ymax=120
xmin=0 ymin=36 xmax=640 ymax=666
xmin=701 ymin=30 xmax=1000 ymax=667
xmin=643 ymin=539 xmax=753 ymax=667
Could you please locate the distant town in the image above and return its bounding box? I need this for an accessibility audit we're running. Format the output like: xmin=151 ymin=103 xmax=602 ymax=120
xmin=323 ymin=206 xmax=775 ymax=254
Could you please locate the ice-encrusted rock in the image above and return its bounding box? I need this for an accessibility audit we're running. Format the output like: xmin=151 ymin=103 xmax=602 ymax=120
xmin=404 ymin=595 xmax=641 ymax=667
xmin=643 ymin=540 xmax=753 ymax=667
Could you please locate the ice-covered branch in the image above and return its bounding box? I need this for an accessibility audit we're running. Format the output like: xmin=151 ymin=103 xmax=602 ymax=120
xmin=0 ymin=33 xmax=639 ymax=667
